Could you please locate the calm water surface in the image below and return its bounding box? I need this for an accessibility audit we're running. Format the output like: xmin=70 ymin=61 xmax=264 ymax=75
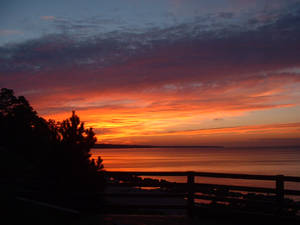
xmin=91 ymin=147 xmax=300 ymax=189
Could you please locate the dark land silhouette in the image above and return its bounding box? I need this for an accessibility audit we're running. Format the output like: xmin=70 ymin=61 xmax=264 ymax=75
xmin=0 ymin=88 xmax=105 ymax=223
xmin=94 ymin=144 xmax=224 ymax=148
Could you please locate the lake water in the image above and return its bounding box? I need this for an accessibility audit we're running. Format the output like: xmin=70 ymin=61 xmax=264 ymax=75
xmin=91 ymin=147 xmax=300 ymax=190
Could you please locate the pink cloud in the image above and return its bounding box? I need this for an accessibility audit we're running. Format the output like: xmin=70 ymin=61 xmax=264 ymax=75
xmin=0 ymin=29 xmax=22 ymax=36
xmin=41 ymin=16 xmax=55 ymax=20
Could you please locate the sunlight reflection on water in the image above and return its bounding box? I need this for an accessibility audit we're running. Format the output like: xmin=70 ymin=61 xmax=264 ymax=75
xmin=91 ymin=147 xmax=300 ymax=189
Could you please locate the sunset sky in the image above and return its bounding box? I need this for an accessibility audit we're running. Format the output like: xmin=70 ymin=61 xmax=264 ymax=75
xmin=1 ymin=0 xmax=300 ymax=146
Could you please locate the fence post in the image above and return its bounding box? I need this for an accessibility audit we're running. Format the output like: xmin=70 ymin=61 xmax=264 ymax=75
xmin=276 ymin=175 xmax=284 ymax=214
xmin=187 ymin=172 xmax=195 ymax=217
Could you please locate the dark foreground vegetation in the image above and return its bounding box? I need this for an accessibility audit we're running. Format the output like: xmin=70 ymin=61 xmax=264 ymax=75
xmin=0 ymin=88 xmax=105 ymax=223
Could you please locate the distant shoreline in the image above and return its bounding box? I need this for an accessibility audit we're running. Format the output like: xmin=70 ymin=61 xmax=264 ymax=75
xmin=93 ymin=144 xmax=300 ymax=149
xmin=93 ymin=144 xmax=224 ymax=149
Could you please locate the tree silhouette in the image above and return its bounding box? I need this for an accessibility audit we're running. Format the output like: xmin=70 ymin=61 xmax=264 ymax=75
xmin=1 ymin=88 xmax=105 ymax=196
xmin=0 ymin=88 xmax=53 ymax=167
xmin=52 ymin=111 xmax=105 ymax=192
xmin=59 ymin=111 xmax=97 ymax=169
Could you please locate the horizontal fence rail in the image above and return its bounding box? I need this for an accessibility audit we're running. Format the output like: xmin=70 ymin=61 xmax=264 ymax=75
xmin=102 ymin=171 xmax=300 ymax=217
xmin=105 ymin=171 xmax=300 ymax=182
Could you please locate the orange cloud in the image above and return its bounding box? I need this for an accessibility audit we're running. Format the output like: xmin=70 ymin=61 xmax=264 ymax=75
xmin=35 ymin=70 xmax=300 ymax=146
xmin=98 ymin=122 xmax=300 ymax=146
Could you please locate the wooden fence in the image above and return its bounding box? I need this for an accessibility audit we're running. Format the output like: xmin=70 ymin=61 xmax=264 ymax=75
xmin=103 ymin=171 xmax=300 ymax=216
